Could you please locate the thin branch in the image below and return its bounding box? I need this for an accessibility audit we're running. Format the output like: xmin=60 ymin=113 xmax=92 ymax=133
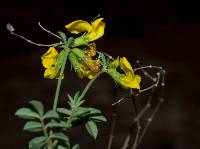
xmin=130 ymin=89 xmax=142 ymax=149
xmin=121 ymin=135 xmax=131 ymax=149
xmin=135 ymin=60 xmax=157 ymax=82
xmin=10 ymin=31 xmax=62 ymax=47
xmin=130 ymin=89 xmax=138 ymax=114
xmin=107 ymin=87 xmax=117 ymax=149
xmin=121 ymin=90 xmax=141 ymax=149
xmin=92 ymin=14 xmax=101 ymax=22
xmin=120 ymin=61 xmax=165 ymax=149
xmin=38 ymin=22 xmax=62 ymax=39
xmin=129 ymin=88 xmax=155 ymax=149
xmin=139 ymin=72 xmax=160 ymax=93
xmin=97 ymin=50 xmax=115 ymax=61
xmin=107 ymin=111 xmax=117 ymax=149
xmin=112 ymin=94 xmax=140 ymax=106
xmin=138 ymin=97 xmax=163 ymax=144
xmin=130 ymin=71 xmax=162 ymax=149
xmin=134 ymin=65 xmax=162 ymax=72
xmin=133 ymin=88 xmax=154 ymax=123
xmin=139 ymin=84 xmax=156 ymax=93
xmin=131 ymin=122 xmax=142 ymax=149
xmin=138 ymin=70 xmax=165 ymax=144
xmin=112 ymin=97 xmax=126 ymax=106
xmin=103 ymin=52 xmax=115 ymax=60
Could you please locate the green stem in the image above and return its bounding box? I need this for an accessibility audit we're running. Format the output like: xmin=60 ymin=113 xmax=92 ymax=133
xmin=53 ymin=48 xmax=70 ymax=111
xmin=40 ymin=118 xmax=54 ymax=149
xmin=79 ymin=70 xmax=104 ymax=100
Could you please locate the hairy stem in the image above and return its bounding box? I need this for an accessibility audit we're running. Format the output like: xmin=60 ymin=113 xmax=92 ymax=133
xmin=78 ymin=70 xmax=104 ymax=100
xmin=53 ymin=48 xmax=70 ymax=111
xmin=41 ymin=118 xmax=54 ymax=149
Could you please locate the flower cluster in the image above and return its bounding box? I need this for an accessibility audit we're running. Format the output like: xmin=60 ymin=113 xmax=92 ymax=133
xmin=41 ymin=18 xmax=141 ymax=89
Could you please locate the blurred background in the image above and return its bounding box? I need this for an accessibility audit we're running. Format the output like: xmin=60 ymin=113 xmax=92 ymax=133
xmin=1 ymin=0 xmax=200 ymax=148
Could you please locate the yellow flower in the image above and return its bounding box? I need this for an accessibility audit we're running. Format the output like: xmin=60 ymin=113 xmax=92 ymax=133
xmin=107 ymin=57 xmax=141 ymax=89
xmin=78 ymin=60 xmax=100 ymax=79
xmin=83 ymin=43 xmax=101 ymax=73
xmin=65 ymin=18 xmax=105 ymax=42
xmin=86 ymin=42 xmax=97 ymax=57
xmin=41 ymin=47 xmax=60 ymax=79
xmin=69 ymin=44 xmax=101 ymax=79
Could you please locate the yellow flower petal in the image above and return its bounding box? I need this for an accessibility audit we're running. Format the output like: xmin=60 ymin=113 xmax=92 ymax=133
xmin=119 ymin=57 xmax=134 ymax=74
xmin=44 ymin=66 xmax=59 ymax=79
xmin=88 ymin=74 xmax=94 ymax=79
xmin=112 ymin=57 xmax=119 ymax=68
xmin=106 ymin=57 xmax=141 ymax=89
xmin=86 ymin=18 xmax=105 ymax=41
xmin=41 ymin=47 xmax=58 ymax=68
xmin=65 ymin=20 xmax=92 ymax=34
xmin=76 ymin=68 xmax=91 ymax=79
xmin=121 ymin=75 xmax=141 ymax=89
xmin=66 ymin=18 xmax=105 ymax=42
xmin=91 ymin=18 xmax=104 ymax=29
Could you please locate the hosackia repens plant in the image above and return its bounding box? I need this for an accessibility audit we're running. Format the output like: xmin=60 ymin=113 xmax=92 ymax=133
xmin=7 ymin=17 xmax=166 ymax=149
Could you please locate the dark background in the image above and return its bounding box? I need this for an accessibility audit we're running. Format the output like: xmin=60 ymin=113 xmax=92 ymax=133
xmin=1 ymin=0 xmax=200 ymax=148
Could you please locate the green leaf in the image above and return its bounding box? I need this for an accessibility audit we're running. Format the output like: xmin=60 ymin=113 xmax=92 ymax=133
xmin=106 ymin=57 xmax=111 ymax=65
xmin=97 ymin=52 xmax=107 ymax=66
xmin=57 ymin=50 xmax=66 ymax=66
xmin=74 ymin=91 xmax=80 ymax=101
xmin=43 ymin=110 xmax=59 ymax=119
xmin=57 ymin=31 xmax=67 ymax=45
xmin=68 ymin=52 xmax=82 ymax=73
xmin=46 ymin=120 xmax=69 ymax=129
xmin=88 ymin=108 xmax=101 ymax=114
xmin=29 ymin=136 xmax=46 ymax=149
xmin=67 ymin=37 xmax=74 ymax=47
xmin=76 ymin=100 xmax=85 ymax=107
xmin=68 ymin=94 xmax=74 ymax=105
xmin=15 ymin=108 xmax=40 ymax=120
xmin=75 ymin=107 xmax=90 ymax=116
xmin=85 ymin=120 xmax=98 ymax=139
xmin=58 ymin=145 xmax=67 ymax=149
xmin=90 ymin=115 xmax=107 ymax=122
xmin=57 ymin=108 xmax=72 ymax=116
xmin=29 ymin=100 xmax=44 ymax=116
xmin=72 ymin=144 xmax=80 ymax=149
xmin=29 ymin=144 xmax=41 ymax=149
xmin=23 ymin=121 xmax=42 ymax=132
xmin=50 ymin=132 xmax=69 ymax=142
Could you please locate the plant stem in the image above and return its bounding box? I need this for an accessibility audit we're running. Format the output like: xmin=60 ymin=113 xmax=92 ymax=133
xmin=53 ymin=48 xmax=70 ymax=111
xmin=79 ymin=70 xmax=104 ymax=100
xmin=107 ymin=87 xmax=117 ymax=149
xmin=40 ymin=118 xmax=54 ymax=149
